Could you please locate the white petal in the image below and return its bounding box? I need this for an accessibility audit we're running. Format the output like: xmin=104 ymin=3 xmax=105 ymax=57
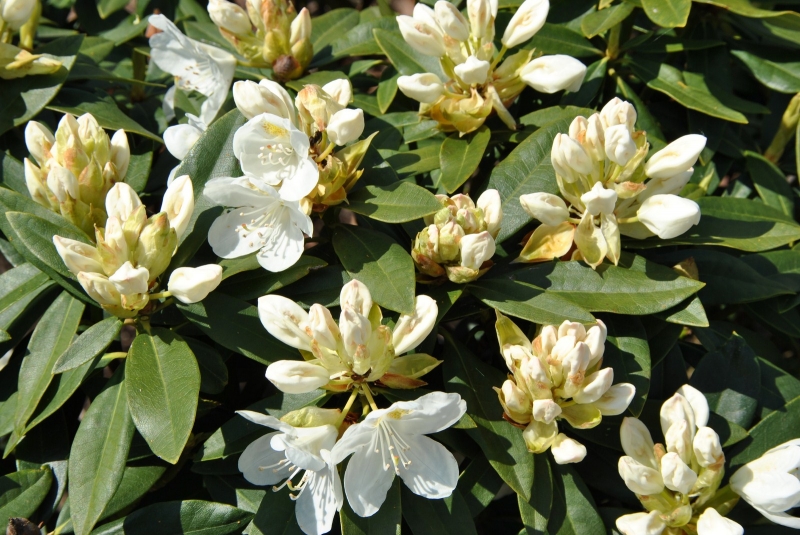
xmin=237 ymin=432 xmax=291 ymax=486
xmin=753 ymin=506 xmax=800 ymax=529
xmin=677 ymin=384 xmax=709 ymax=428
xmin=204 ymin=176 xmax=270 ymax=208
xmin=550 ymin=434 xmax=587 ymax=464
xmin=207 ymin=208 xmax=265 ymax=259
xmin=330 ymin=420 xmax=377 ymax=465
xmin=615 ymin=511 xmax=665 ymax=535
xmin=397 ymin=433 xmax=459 ymax=499
xmin=279 ymin=156 xmax=319 ymax=201
xmin=697 ymin=508 xmax=743 ymax=535
xmin=390 ymin=391 xmax=467 ymax=436
xmin=295 ymin=466 xmax=342 ymax=535
xmin=255 ymin=207 xmax=307 ymax=272
xmin=163 ymin=123 xmax=203 ymax=160
xmin=258 ymin=295 xmax=312 ymax=350
xmin=392 ymin=295 xmax=438 ymax=354
xmin=343 ymin=438 xmax=395 ymax=517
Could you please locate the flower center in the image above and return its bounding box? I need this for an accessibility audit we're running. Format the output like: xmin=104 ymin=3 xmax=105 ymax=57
xmin=262 ymin=459 xmax=312 ymax=499
xmin=258 ymin=143 xmax=295 ymax=166
xmin=375 ymin=422 xmax=413 ymax=475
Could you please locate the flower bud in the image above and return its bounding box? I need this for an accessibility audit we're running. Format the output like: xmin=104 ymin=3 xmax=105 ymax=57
xmin=620 ymin=417 xmax=657 ymax=469
xmin=134 ymin=213 xmax=177 ymax=279
xmin=538 ymin=325 xmax=557 ymax=357
xmin=1 ymin=0 xmax=36 ymax=30
xmin=660 ymin=452 xmax=697 ymax=495
xmin=518 ymin=355 xmax=552 ymax=398
xmin=398 ymin=73 xmax=444 ymax=104
xmin=307 ymin=303 xmax=340 ymax=351
xmin=339 ymin=279 xmax=372 ymax=317
xmin=677 ymin=384 xmax=709 ymax=428
xmin=522 ymin=419 xmax=558 ymax=454
xmin=280 ymin=406 xmax=341 ymax=428
xmin=644 ymin=134 xmax=707 ymax=179
xmin=604 ymin=124 xmax=637 ymax=166
xmin=693 ymin=426 xmax=723 ymax=467
xmin=618 ymin=456 xmax=664 ymax=495
xmin=109 ymin=129 xmax=130 ymax=179
xmin=322 ymin=79 xmax=352 ymax=107
xmin=290 ymin=7 xmax=311 ymax=44
xmin=208 ymin=0 xmax=252 ymax=35
xmin=555 ymin=133 xmax=594 ymax=176
xmin=594 ymin=383 xmax=635 ymax=415
xmin=467 ymin=0 xmax=493 ymax=39
xmin=108 ymin=261 xmax=150 ymax=296
xmin=47 ymin=164 xmax=79 ymax=203
xmin=258 ymin=294 xmax=313 ymax=351
xmin=476 ymin=189 xmax=502 ymax=238
xmin=600 ymin=97 xmax=637 ymax=131
xmin=573 ymin=368 xmax=613 ymax=404
xmin=637 ymin=194 xmax=700 ymax=240
xmin=561 ymin=341 xmax=590 ymax=383
xmin=520 ymin=55 xmax=587 ymax=94
xmin=434 ymin=1 xmax=470 ymax=41
xmin=551 ymin=433 xmax=586 ymax=464
xmin=393 ymin=294 xmax=438 ymax=354
xmin=615 ymin=511 xmax=665 ymax=535
xmin=697 ymin=508 xmax=743 ymax=535
xmin=459 ymin=231 xmax=495 ymax=270
xmin=340 ymin=308 xmax=372 ymax=374
xmin=665 ymin=420 xmax=693 ymax=465
xmin=168 ymin=264 xmax=223 ymax=303
xmin=53 ymin=235 xmax=104 ymax=275
xmin=580 ymin=182 xmax=617 ymax=216
xmin=532 ymin=399 xmax=561 ymax=424
xmin=638 ymin=169 xmax=693 ymax=202
xmin=326 ymin=108 xmax=364 ymax=146
xmin=265 ymin=360 xmax=330 ymax=394
xmin=520 ymin=192 xmax=569 ymax=226
xmin=23 ymin=158 xmax=48 ymax=207
xmin=557 ymin=321 xmax=585 ymax=339
xmin=161 ymin=174 xmax=194 ymax=239
xmin=660 ymin=392 xmax=696 ymax=438
xmin=78 ymin=272 xmax=121 ymax=306
xmin=501 ymin=0 xmax=548 ymax=48
xmin=106 ymin=182 xmax=143 ymax=223
xmin=24 ymin=120 xmax=54 ymax=165
xmin=396 ymin=13 xmax=446 ymax=57
xmin=454 ymin=55 xmax=491 ymax=85
xmin=233 ymin=79 xmax=295 ymax=121
xmin=500 ymin=380 xmax=532 ymax=423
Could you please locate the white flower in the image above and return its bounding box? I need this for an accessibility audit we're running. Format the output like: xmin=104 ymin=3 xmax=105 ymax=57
xmin=207 ymin=0 xmax=252 ymax=35
xmin=551 ymin=434 xmax=586 ymax=464
xmin=108 ymin=261 xmax=150 ymax=295
xmin=697 ymin=508 xmax=743 ymax=535
xmin=460 ymin=231 xmax=495 ymax=270
xmin=1 ymin=0 xmax=35 ymax=30
xmin=476 ymin=189 xmax=502 ymax=238
xmin=167 ymin=264 xmax=222 ymax=303
xmin=519 ymin=192 xmax=570 ymax=226
xmin=392 ymin=295 xmax=438 ymax=354
xmin=331 ymin=392 xmax=466 ymax=517
xmin=321 ymin=79 xmax=352 ymax=108
xmin=161 ymin=174 xmax=195 ymax=239
xmin=233 ymin=113 xmax=319 ymax=201
xmin=615 ymin=511 xmax=665 ymax=535
xmin=730 ymin=439 xmax=800 ymax=529
xmin=580 ymin=182 xmax=617 ymax=216
xmin=53 ymin=236 xmax=104 ymax=275
xmin=644 ymin=134 xmax=707 ymax=180
xmin=397 ymin=73 xmax=444 ymax=104
xmin=659 ymin=452 xmax=697 ymax=494
xmin=106 ymin=182 xmax=142 ymax=222
xmin=520 ymin=55 xmax=587 ymax=94
xmin=454 ymin=55 xmax=491 ymax=85
xmin=205 ymin=176 xmax=313 ymax=272
xmin=326 ymin=109 xmax=364 ymax=146
xmin=604 ymin=124 xmax=637 ymax=166
xmin=265 ymin=360 xmax=330 ymax=394
xmin=148 ymin=14 xmax=237 ymax=125
xmin=467 ymin=0 xmax=495 ymax=39
xmin=233 ymin=79 xmax=297 ymax=122
xmin=501 ymin=0 xmax=548 ymax=48
xmin=618 ymin=456 xmax=664 ymax=495
xmin=434 ymin=1 xmax=470 ymax=41
xmin=637 ymin=194 xmax=701 ymax=239
xmin=164 ymin=114 xmax=206 ymax=161
xmin=237 ymin=411 xmax=342 ymax=535
xmin=593 ymin=383 xmax=635 ymax=416
xmin=396 ymin=5 xmax=446 ymax=57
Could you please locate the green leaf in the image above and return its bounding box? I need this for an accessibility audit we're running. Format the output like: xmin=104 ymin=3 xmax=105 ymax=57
xmin=640 ymin=0 xmax=691 ymax=28
xmin=0 ymin=467 xmax=53 ymax=521
xmin=0 ymin=152 xmax=26 ymax=195
xmin=100 ymin=463 xmax=168 ymax=523
xmin=383 ymin=144 xmax=441 ymax=177
xmin=178 ymin=292 xmax=298 ymax=366
xmin=629 ymin=59 xmax=747 ymax=124
xmin=69 ymin=365 xmax=135 ymax=535
xmin=694 ymin=0 xmax=800 ymax=19
xmin=53 ymin=316 xmax=122 ymax=373
xmin=442 ymin=333 xmax=535 ymax=500
xmin=48 ymin=88 xmax=161 ymax=142
xmin=526 ymin=23 xmax=602 ymax=57
xmin=172 ymin=109 xmax=247 ymax=272
xmin=729 ymin=392 xmax=800 ymax=471
xmin=220 ymin=256 xmax=327 ymax=300
xmin=126 ymin=328 xmax=200 ymax=464
xmin=439 ymin=127 xmax=491 ymax=193
xmin=0 ymin=35 xmax=83 ymax=135
xmin=10 ymin=292 xmax=84 ymax=448
xmin=518 ymin=454 xmax=552 ymax=535
xmin=373 ymin=28 xmax=445 ymax=79
xmin=91 ymin=500 xmax=253 ymax=535
xmin=489 ymin=117 xmax=581 ymax=243
xmin=0 ymin=263 xmax=54 ymax=333
xmin=581 ymin=3 xmax=635 ymax=38
xmin=509 ymin=255 xmax=705 ymax=315
xmin=332 ymin=225 xmax=416 ymax=314
xmin=377 ymin=67 xmax=400 ymax=114
xmin=746 ymin=151 xmax=794 ymax=216
xmin=601 ymin=315 xmax=650 ymax=417
xmin=561 ymin=57 xmax=607 ymax=107
xmin=249 ymin=491 xmax=303 ymax=535
xmin=459 ymin=457 xmax=504 ymax=517
xmin=98 ymin=0 xmax=133 ymax=18
xmin=732 ymin=50 xmax=800 ymax=93
xmin=691 ymin=335 xmax=760 ymax=429
xmin=311 ymin=8 xmax=360 ymax=53
xmin=467 ymin=279 xmax=595 ymax=324
xmin=741 ymin=249 xmax=800 ymax=292
xmin=656 ymin=296 xmax=709 ymax=327
xmin=401 ymin=486 xmax=477 ymax=535
xmin=546 ymin=462 xmax=605 ymax=535
xmin=315 ymin=17 xmax=399 ymax=67
xmin=341 ymin=479 xmax=401 ymax=535
xmin=185 ymin=337 xmax=229 ymax=395
xmin=347 ymin=182 xmax=443 ymax=223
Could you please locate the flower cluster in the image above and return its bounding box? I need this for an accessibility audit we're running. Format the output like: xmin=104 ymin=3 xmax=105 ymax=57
xmin=204 ymin=78 xmax=369 ymax=272
xmin=24 ymin=113 xmax=130 ymax=236
xmin=411 ymin=190 xmax=502 ymax=283
xmin=519 ymin=99 xmax=705 ymax=269
xmin=207 ymin=0 xmax=312 ymax=81
xmin=616 ymin=385 xmax=740 ymax=535
xmin=396 ymin=0 xmax=587 ymax=134
xmin=261 ymin=279 xmax=440 ymax=393
xmin=0 ymin=0 xmax=44 ymax=52
xmin=494 ymin=311 xmax=635 ymax=462
xmin=53 ymin=179 xmax=222 ymax=317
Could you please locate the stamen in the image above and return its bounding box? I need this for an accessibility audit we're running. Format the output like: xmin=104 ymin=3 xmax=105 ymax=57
xmin=272 ymin=466 xmax=303 ymax=492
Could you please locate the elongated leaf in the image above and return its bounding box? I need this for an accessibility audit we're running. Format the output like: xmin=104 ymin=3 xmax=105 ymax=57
xmin=0 ymin=263 xmax=53 ymax=332
xmin=442 ymin=333 xmax=535 ymax=500
xmin=581 ymin=4 xmax=634 ymax=38
xmin=178 ymin=292 xmax=298 ymax=365
xmin=518 ymin=454 xmax=552 ymax=535
xmin=91 ymin=500 xmax=253 ymax=535
xmin=220 ymin=256 xmax=327 ymax=300
xmin=332 ymin=224 xmax=415 ymax=314
xmin=377 ymin=67 xmax=400 ymax=114
xmin=401 ymin=486 xmax=477 ymax=535
xmin=185 ymin=337 xmax=229 ymax=395
xmin=98 ymin=0 xmax=129 ymax=18
xmin=69 ymin=365 xmax=135 ymax=535
xmin=746 ymin=151 xmax=794 ymax=215
xmin=546 ymin=462 xmax=604 ymax=535
xmin=373 ymin=28 xmax=445 ymax=79
xmin=341 ymin=480 xmax=401 ymax=535
xmin=126 ymin=328 xmax=200 ymax=464
xmin=641 ymin=0 xmax=691 ymax=28
xmin=53 ymin=316 xmax=122 ymax=373
xmin=467 ymin=279 xmax=595 ymax=324
xmin=741 ymin=249 xmax=800 ymax=292
xmin=313 ymin=17 xmax=397 ymax=66
xmin=0 ymin=467 xmax=53 ymax=521
xmin=527 ymin=23 xmax=601 ymax=57
xmin=732 ymin=50 xmax=800 ymax=93
xmin=347 ymin=182 xmax=442 ymax=223
xmin=439 ymin=127 xmax=491 ymax=193
xmin=600 ymin=315 xmax=650 ymax=417
xmin=460 ymin=457 xmax=504 ymax=517
xmin=311 ymin=8 xmax=361 ymax=53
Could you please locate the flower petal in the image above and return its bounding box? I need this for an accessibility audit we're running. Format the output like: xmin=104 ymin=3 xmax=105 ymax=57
xmin=204 ymin=176 xmax=269 ymax=208
xmin=296 ymin=466 xmax=342 ymax=535
xmin=343 ymin=437 xmax=394 ymax=517
xmin=330 ymin=420 xmax=377 ymax=465
xmin=390 ymin=391 xmax=467 ymax=436
xmin=163 ymin=123 xmax=203 ymax=160
xmin=258 ymin=295 xmax=312 ymax=350
xmin=237 ymin=432 xmax=291 ymax=486
xmin=397 ymin=433 xmax=459 ymax=499
xmin=255 ymin=207 xmax=307 ymax=272
xmin=207 ymin=208 xmax=264 ymax=258
xmin=279 ymin=156 xmax=319 ymax=201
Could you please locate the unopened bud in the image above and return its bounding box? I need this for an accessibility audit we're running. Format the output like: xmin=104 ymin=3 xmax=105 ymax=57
xmin=109 ymin=130 xmax=130 ymax=179
xmin=551 ymin=433 xmax=587 ymax=464
xmin=322 ymin=79 xmax=352 ymax=107
xmin=161 ymin=174 xmax=194 ymax=239
xmin=620 ymin=417 xmax=657 ymax=468
xmin=501 ymin=0 xmax=548 ymax=48
xmin=697 ymin=508 xmax=743 ymax=535
xmin=459 ymin=231 xmax=495 ymax=270
xmin=47 ymin=164 xmax=79 ymax=202
xmin=167 ymin=264 xmax=223 ymax=303
xmin=520 ymin=55 xmax=587 ymax=94
xmin=693 ymin=426 xmax=723 ymax=467
xmin=600 ymin=97 xmax=637 ymax=131
xmin=454 ymin=55 xmax=490 ymax=85
xmin=53 ymin=235 xmax=104 ymax=275
xmin=308 ymin=304 xmax=340 ymax=350
xmin=233 ymin=79 xmax=295 ymax=121
xmin=615 ymin=512 xmax=666 ymax=535
xmin=106 ymin=182 xmax=143 ymax=223
xmin=396 ymin=12 xmax=446 ymax=57
xmin=665 ymin=420 xmax=693 ymax=465
xmin=265 ymin=360 xmax=330 ymax=394
xmin=393 ymin=294 xmax=438 ymax=354
xmin=520 ymin=192 xmax=569 ymax=226
xmin=2 ymin=0 xmax=36 ymax=30
xmin=618 ymin=456 xmax=664 ymax=495
xmin=604 ymin=124 xmax=637 ymax=166
xmin=398 ymin=73 xmax=444 ymax=104
xmin=660 ymin=451 xmax=697 ymax=495
xmin=434 ymin=1 xmax=470 ymax=41
xmin=24 ymin=120 xmax=54 ymax=165
xmin=290 ymin=7 xmax=311 ymax=44
xmin=637 ymin=194 xmax=700 ymax=240
xmin=531 ymin=399 xmax=561 ymax=424
xmin=339 ymin=279 xmax=372 ymax=317
xmin=476 ymin=189 xmax=502 ymax=237
xmin=573 ymin=367 xmax=613 ymax=404
xmin=327 ymin=108 xmax=364 ymax=146
xmin=580 ymin=182 xmax=617 ymax=216
xmin=644 ymin=134 xmax=707 ymax=179
xmin=467 ymin=0 xmax=493 ymax=39
xmin=339 ymin=308 xmax=372 ymax=374
xmin=78 ymin=272 xmax=121 ymax=306
xmin=109 ymin=261 xmax=150 ymax=295
xmin=500 ymin=380 xmax=532 ymax=422
xmin=208 ymin=0 xmax=252 ymax=34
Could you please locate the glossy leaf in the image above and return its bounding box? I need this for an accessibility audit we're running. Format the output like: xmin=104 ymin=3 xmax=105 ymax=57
xmin=467 ymin=278 xmax=595 ymax=324
xmin=518 ymin=454 xmax=553 ymax=535
xmin=439 ymin=127 xmax=491 ymax=193
xmin=401 ymin=486 xmax=477 ymax=535
xmin=53 ymin=316 xmax=122 ymax=373
xmin=0 ymin=467 xmax=53 ymax=521
xmin=641 ymin=0 xmax=692 ymax=28
xmin=91 ymin=500 xmax=253 ymax=535
xmin=219 ymin=256 xmax=327 ymax=300
xmin=546 ymin=462 xmax=605 ymax=535
xmin=347 ymin=181 xmax=442 ymax=223
xmin=746 ymin=151 xmax=794 ymax=215
xmin=600 ymin=315 xmax=651 ymax=417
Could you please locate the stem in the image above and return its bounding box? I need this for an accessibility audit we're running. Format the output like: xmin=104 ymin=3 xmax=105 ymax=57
xmin=315 ymin=142 xmax=335 ymax=163
xmin=335 ymin=387 xmax=360 ymax=428
xmin=765 ymin=92 xmax=800 ymax=162
xmin=616 ymin=215 xmax=639 ymax=225
xmin=362 ymin=384 xmax=380 ymax=411
xmin=606 ymin=22 xmax=622 ymax=60
xmin=149 ymin=291 xmax=172 ymax=300
xmin=490 ymin=44 xmax=508 ymax=71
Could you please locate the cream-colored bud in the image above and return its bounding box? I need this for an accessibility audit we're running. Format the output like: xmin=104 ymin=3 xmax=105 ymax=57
xmin=393 ymin=294 xmax=438 ymax=354
xmin=660 ymin=392 xmax=696 ymax=440
xmin=580 ymin=182 xmax=617 ymax=216
xmin=644 ymin=134 xmax=707 ymax=179
xmin=561 ymin=341 xmax=591 ymax=379
xmin=308 ymin=304 xmax=340 ymax=351
xmin=615 ymin=511 xmax=666 ymax=535
xmin=660 ymin=451 xmax=697 ymax=495
xmin=555 ymin=133 xmax=594 ymax=176
xmin=551 ymin=433 xmax=586 ymax=464
xmin=501 ymin=380 xmax=532 ymax=419
xmin=665 ymin=420 xmax=693 ymax=465
xmin=326 ymin=108 xmax=364 ymax=146
xmin=290 ymin=7 xmax=311 ymax=44
xmin=557 ymin=321 xmax=586 ymax=340
xmin=676 ymin=384 xmax=710 ymax=428
xmin=600 ymin=97 xmax=637 ymax=131
xmin=208 ymin=0 xmax=252 ymax=34
xmin=459 ymin=231 xmax=495 ymax=270
xmin=434 ymin=1 xmax=470 ymax=41
xmin=78 ymin=272 xmax=121 ymax=306
xmin=639 ymin=169 xmax=693 ymax=202
xmin=23 ymin=158 xmax=48 ymax=206
xmin=1 ymin=0 xmax=36 ymax=30
xmin=620 ymin=417 xmax=657 ymax=469
xmin=265 ymin=360 xmax=330 ymax=394
xmin=467 ymin=0 xmax=493 ymax=39
xmin=697 ymin=508 xmax=743 ymax=535
xmin=531 ymin=399 xmax=561 ymax=424
xmin=454 ymin=55 xmax=491 ymax=85
xmin=397 ymin=73 xmax=444 ymax=104
xmin=618 ymin=456 xmax=664 ymax=495
xmin=339 ymin=279 xmax=372 ymax=317
xmin=594 ymin=383 xmax=635 ymax=416
xmin=161 ymin=174 xmax=194 ymax=239
xmin=584 ymin=320 xmax=606 ymax=365
xmin=257 ymin=294 xmax=312 ymax=351
xmin=539 ymin=325 xmax=557 ymax=357
xmin=339 ymin=308 xmax=372 ymax=374
xmin=233 ymin=79 xmax=295 ymax=121
xmin=637 ymin=194 xmax=701 ymax=240
xmin=519 ymin=354 xmax=551 ymax=394
xmin=573 ymin=368 xmax=613 ymax=404
xmin=520 ymin=55 xmax=587 ymax=94
xmin=519 ymin=192 xmax=569 ymax=226
xmin=24 ymin=120 xmax=54 ymax=165
xmin=47 ymin=164 xmax=79 ymax=202
xmin=106 ymin=182 xmax=143 ymax=223
xmin=109 ymin=261 xmax=150 ymax=295
xmin=322 ymin=79 xmax=353 ymax=107
xmin=604 ymin=124 xmax=637 ymax=166
xmin=53 ymin=235 xmax=104 ymax=275
xmin=693 ymin=426 xmax=723 ymax=467
xmin=167 ymin=264 xmax=223 ymax=303
xmin=501 ymin=0 xmax=548 ymax=48
xmin=476 ymin=189 xmax=502 ymax=238
xmin=396 ymin=14 xmax=446 ymax=57
xmin=110 ymin=130 xmax=130 ymax=179
xmin=551 ymin=334 xmax=577 ymax=362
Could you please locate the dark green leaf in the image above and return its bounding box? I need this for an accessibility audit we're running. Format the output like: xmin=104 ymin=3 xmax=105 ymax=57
xmin=91 ymin=500 xmax=253 ymax=535
xmin=527 ymin=23 xmax=602 ymax=57
xmin=315 ymin=17 xmax=399 ymax=67
xmin=732 ymin=50 xmax=800 ymax=93
xmin=746 ymin=151 xmax=794 ymax=216
xmin=640 ymin=0 xmax=691 ymax=28
xmin=0 ymin=467 xmax=53 ymax=521
xmin=401 ymin=486 xmax=477 ymax=535
xmin=439 ymin=127 xmax=491 ymax=193
xmin=220 ymin=256 xmax=327 ymax=300
xmin=546 ymin=462 xmax=604 ymax=535
xmin=601 ymin=315 xmax=650 ymax=417
xmin=347 ymin=182 xmax=443 ymax=223
xmin=467 ymin=278 xmax=595 ymax=324
xmin=518 ymin=454 xmax=552 ymax=535
xmin=185 ymin=338 xmax=229 ymax=396
xmin=48 ymin=89 xmax=161 ymax=141
xmin=53 ymin=317 xmax=122 ymax=373
xmin=311 ymin=8 xmax=361 ymax=53
xmin=459 ymin=457 xmax=504 ymax=517
xmin=581 ymin=4 xmax=635 ymax=38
